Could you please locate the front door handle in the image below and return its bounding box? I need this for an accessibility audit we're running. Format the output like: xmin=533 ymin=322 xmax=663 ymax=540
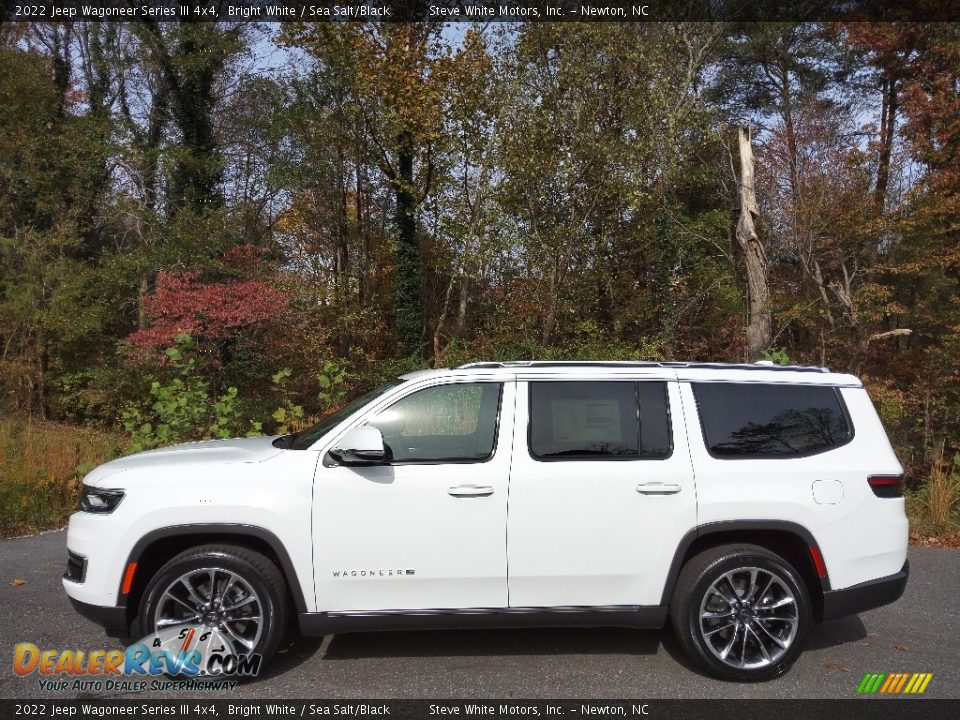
xmin=636 ymin=482 xmax=682 ymax=495
xmin=448 ymin=484 xmax=495 ymax=498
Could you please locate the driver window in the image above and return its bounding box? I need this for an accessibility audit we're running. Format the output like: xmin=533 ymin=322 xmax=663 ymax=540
xmin=366 ymin=383 xmax=502 ymax=463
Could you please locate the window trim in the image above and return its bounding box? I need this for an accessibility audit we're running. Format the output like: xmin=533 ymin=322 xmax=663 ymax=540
xmin=527 ymin=380 xmax=674 ymax=463
xmin=691 ymin=381 xmax=855 ymax=461
xmin=365 ymin=381 xmax=505 ymax=466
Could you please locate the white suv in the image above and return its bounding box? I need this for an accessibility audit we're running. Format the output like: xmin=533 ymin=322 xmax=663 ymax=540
xmin=64 ymin=361 xmax=909 ymax=681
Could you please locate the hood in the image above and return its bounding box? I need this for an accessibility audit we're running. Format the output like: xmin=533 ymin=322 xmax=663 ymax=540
xmin=84 ymin=435 xmax=285 ymax=486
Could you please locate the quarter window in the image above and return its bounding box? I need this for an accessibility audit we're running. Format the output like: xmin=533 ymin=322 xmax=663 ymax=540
xmin=693 ymin=383 xmax=852 ymax=458
xmin=529 ymin=381 xmax=672 ymax=460
xmin=366 ymin=383 xmax=501 ymax=463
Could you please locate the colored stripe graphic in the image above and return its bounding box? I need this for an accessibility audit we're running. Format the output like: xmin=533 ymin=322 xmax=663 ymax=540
xmin=856 ymin=674 xmax=876 ymax=693
xmin=879 ymin=674 xmax=896 ymax=693
xmin=865 ymin=673 xmax=885 ymax=694
xmin=892 ymin=673 xmax=909 ymax=693
xmin=857 ymin=672 xmax=932 ymax=694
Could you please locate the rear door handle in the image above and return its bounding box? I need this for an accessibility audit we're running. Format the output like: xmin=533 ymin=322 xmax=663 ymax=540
xmin=636 ymin=482 xmax=682 ymax=495
xmin=448 ymin=484 xmax=495 ymax=498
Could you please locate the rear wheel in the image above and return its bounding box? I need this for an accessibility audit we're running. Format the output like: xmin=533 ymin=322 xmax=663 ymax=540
xmin=137 ymin=544 xmax=289 ymax=670
xmin=670 ymin=544 xmax=811 ymax=682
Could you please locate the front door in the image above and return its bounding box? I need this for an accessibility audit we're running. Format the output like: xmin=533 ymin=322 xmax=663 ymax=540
xmin=312 ymin=380 xmax=514 ymax=612
xmin=507 ymin=377 xmax=696 ymax=608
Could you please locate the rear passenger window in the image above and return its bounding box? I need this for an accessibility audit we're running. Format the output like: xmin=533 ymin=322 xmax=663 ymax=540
xmin=529 ymin=382 xmax=671 ymax=460
xmin=693 ymin=383 xmax=852 ymax=458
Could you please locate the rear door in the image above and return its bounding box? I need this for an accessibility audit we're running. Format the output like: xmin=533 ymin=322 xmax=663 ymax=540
xmin=507 ymin=374 xmax=696 ymax=607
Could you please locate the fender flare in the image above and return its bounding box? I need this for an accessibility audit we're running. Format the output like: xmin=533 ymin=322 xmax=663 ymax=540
xmin=118 ymin=523 xmax=310 ymax=613
xmin=659 ymin=520 xmax=830 ymax=606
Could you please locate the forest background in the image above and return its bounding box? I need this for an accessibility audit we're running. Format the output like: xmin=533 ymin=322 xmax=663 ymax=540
xmin=1 ymin=18 xmax=959 ymax=540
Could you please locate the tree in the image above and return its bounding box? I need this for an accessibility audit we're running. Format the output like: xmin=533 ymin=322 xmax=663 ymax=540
xmin=714 ymin=22 xmax=905 ymax=367
xmin=0 ymin=46 xmax=111 ymax=417
xmin=886 ymin=24 xmax=960 ymax=461
xmin=276 ymin=42 xmax=390 ymax=363
xmin=495 ymin=23 xmax=723 ymax=356
xmin=282 ymin=24 xmax=453 ymax=357
xmin=127 ymin=267 xmax=288 ymax=359
xmin=424 ymin=30 xmax=501 ymax=363
xmin=132 ymin=21 xmax=246 ymax=215
xmin=844 ymin=23 xmax=925 ymax=209
xmin=736 ymin=127 xmax=772 ymax=359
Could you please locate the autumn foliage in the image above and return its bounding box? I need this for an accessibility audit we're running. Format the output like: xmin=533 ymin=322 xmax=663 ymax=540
xmin=128 ymin=266 xmax=289 ymax=357
xmin=3 ymin=21 xmax=960 ymax=536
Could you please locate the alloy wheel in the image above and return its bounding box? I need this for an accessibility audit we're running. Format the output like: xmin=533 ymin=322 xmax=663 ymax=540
xmin=697 ymin=566 xmax=799 ymax=670
xmin=153 ymin=566 xmax=264 ymax=654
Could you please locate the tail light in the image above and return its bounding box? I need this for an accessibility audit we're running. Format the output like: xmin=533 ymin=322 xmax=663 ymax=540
xmin=868 ymin=474 xmax=903 ymax=498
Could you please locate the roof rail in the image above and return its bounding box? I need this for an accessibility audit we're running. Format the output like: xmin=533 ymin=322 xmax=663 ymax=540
xmin=455 ymin=360 xmax=830 ymax=373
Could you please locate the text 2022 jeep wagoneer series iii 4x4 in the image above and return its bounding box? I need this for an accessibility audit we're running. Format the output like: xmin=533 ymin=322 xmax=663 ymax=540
xmin=63 ymin=361 xmax=909 ymax=681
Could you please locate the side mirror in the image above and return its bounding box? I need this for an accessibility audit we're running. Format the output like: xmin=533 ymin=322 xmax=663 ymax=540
xmin=328 ymin=426 xmax=386 ymax=466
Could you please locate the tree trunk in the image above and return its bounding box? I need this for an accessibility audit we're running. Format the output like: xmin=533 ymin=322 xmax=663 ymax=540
xmin=542 ymin=262 xmax=558 ymax=346
xmin=433 ymin=270 xmax=457 ymax=364
xmin=335 ymin=144 xmax=350 ymax=357
xmin=736 ymin=127 xmax=772 ymax=361
xmin=137 ymin=275 xmax=149 ymax=329
xmin=874 ymin=78 xmax=898 ymax=209
xmin=594 ymin=226 xmax=613 ymax=332
xmin=51 ymin=27 xmax=72 ymax=117
xmin=34 ymin=334 xmax=50 ymax=420
xmin=779 ymin=66 xmax=800 ymax=202
xmin=355 ymin=151 xmax=368 ymax=307
xmin=394 ymin=132 xmax=423 ymax=357
xmin=655 ymin=212 xmax=676 ymax=358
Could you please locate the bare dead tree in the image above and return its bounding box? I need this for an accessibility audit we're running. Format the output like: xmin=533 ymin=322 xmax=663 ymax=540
xmin=736 ymin=126 xmax=772 ymax=361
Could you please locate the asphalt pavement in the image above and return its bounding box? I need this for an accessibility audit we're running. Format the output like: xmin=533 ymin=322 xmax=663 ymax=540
xmin=1 ymin=530 xmax=958 ymax=700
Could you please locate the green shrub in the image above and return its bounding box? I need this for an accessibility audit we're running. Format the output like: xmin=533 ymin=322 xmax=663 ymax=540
xmin=121 ymin=335 xmax=262 ymax=452
xmin=270 ymin=368 xmax=306 ymax=435
xmin=761 ymin=346 xmax=791 ymax=365
xmin=316 ymin=360 xmax=348 ymax=408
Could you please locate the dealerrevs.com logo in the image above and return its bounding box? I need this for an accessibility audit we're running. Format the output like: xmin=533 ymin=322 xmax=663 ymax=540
xmin=13 ymin=625 xmax=261 ymax=692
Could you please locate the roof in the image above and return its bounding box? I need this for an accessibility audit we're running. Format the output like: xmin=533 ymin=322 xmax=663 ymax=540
xmin=400 ymin=361 xmax=862 ymax=388
xmin=456 ymin=360 xmax=828 ymax=373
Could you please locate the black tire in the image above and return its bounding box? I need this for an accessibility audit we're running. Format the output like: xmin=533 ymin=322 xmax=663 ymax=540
xmin=137 ymin=544 xmax=289 ymax=670
xmin=669 ymin=544 xmax=812 ymax=682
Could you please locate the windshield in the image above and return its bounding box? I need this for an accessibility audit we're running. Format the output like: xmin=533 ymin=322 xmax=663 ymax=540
xmin=282 ymin=380 xmax=403 ymax=450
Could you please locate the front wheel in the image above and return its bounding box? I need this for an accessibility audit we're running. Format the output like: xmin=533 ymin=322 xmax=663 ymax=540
xmin=669 ymin=544 xmax=812 ymax=682
xmin=137 ymin=544 xmax=290 ymax=672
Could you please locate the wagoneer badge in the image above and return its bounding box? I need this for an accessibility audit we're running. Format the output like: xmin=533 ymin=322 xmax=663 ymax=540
xmin=332 ymin=568 xmax=415 ymax=577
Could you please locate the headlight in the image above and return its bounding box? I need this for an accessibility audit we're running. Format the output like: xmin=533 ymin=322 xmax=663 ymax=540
xmin=78 ymin=486 xmax=125 ymax=514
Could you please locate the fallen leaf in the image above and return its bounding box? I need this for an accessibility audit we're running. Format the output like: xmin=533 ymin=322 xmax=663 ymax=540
xmin=909 ymin=531 xmax=960 ymax=548
xmin=895 ymin=644 xmax=908 ymax=652
xmin=824 ymin=661 xmax=850 ymax=672
xmin=11 ymin=579 xmax=26 ymax=587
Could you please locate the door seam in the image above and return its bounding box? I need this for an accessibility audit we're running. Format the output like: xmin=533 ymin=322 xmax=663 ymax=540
xmin=505 ymin=377 xmax=519 ymax=607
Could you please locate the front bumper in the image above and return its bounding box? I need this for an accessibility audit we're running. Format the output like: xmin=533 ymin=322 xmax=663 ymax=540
xmin=67 ymin=596 xmax=130 ymax=639
xmin=62 ymin=510 xmax=130 ymax=607
xmin=821 ymin=560 xmax=909 ymax=622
